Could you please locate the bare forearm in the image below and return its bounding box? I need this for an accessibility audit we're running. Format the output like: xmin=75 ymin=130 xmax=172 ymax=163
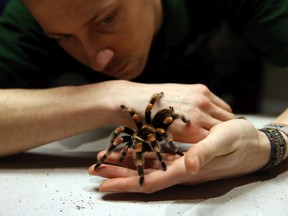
xmin=0 ymin=81 xmax=125 ymax=157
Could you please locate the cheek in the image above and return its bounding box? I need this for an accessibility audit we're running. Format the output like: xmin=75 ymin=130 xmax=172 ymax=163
xmin=60 ymin=43 xmax=89 ymax=66
xmin=117 ymin=31 xmax=153 ymax=57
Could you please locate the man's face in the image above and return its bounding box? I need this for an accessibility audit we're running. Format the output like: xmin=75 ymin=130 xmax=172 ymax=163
xmin=23 ymin=0 xmax=162 ymax=79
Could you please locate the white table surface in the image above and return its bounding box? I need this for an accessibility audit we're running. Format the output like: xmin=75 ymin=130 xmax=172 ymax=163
xmin=1 ymin=115 xmax=288 ymax=216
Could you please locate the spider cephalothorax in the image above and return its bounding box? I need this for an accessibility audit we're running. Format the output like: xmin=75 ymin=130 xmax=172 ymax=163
xmin=94 ymin=92 xmax=190 ymax=185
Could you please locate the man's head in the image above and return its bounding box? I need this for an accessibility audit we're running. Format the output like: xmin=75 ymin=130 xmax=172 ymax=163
xmin=23 ymin=0 xmax=163 ymax=79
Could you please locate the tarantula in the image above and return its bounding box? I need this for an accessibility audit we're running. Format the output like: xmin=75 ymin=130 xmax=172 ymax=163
xmin=94 ymin=92 xmax=190 ymax=185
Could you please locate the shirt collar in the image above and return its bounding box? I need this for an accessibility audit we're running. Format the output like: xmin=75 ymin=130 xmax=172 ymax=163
xmin=162 ymin=0 xmax=191 ymax=47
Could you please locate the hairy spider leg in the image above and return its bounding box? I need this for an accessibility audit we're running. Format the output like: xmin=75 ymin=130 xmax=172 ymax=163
xmin=155 ymin=128 xmax=184 ymax=156
xmin=156 ymin=107 xmax=190 ymax=131
xmin=145 ymin=92 xmax=164 ymax=124
xmin=119 ymin=140 xmax=133 ymax=162
xmin=94 ymin=135 xmax=132 ymax=170
xmin=171 ymin=109 xmax=191 ymax=125
xmin=148 ymin=133 xmax=167 ymax=171
xmin=109 ymin=126 xmax=135 ymax=162
xmin=110 ymin=126 xmax=134 ymax=140
xmin=121 ymin=105 xmax=143 ymax=129
xmin=164 ymin=110 xmax=190 ymax=156
xmin=133 ymin=142 xmax=145 ymax=185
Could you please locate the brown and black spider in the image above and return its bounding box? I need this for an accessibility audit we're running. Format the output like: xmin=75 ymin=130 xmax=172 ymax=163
xmin=94 ymin=92 xmax=190 ymax=185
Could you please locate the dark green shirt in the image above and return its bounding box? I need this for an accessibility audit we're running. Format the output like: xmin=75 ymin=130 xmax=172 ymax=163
xmin=0 ymin=0 xmax=287 ymax=88
xmin=166 ymin=0 xmax=288 ymax=66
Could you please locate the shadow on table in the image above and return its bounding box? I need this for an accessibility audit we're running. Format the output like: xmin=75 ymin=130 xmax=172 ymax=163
xmin=100 ymin=159 xmax=288 ymax=201
xmin=1 ymin=147 xmax=288 ymax=202
xmin=0 ymin=152 xmax=97 ymax=169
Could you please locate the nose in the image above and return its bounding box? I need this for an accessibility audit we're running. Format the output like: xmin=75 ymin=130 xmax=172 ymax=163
xmin=81 ymin=38 xmax=114 ymax=72
xmin=90 ymin=49 xmax=114 ymax=71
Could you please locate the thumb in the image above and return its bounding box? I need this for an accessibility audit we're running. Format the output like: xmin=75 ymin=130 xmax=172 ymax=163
xmin=184 ymin=137 xmax=222 ymax=175
xmin=184 ymin=120 xmax=248 ymax=175
xmin=184 ymin=146 xmax=206 ymax=175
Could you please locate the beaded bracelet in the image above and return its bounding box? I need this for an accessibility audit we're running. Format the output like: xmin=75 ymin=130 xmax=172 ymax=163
xmin=264 ymin=123 xmax=288 ymax=137
xmin=258 ymin=128 xmax=287 ymax=172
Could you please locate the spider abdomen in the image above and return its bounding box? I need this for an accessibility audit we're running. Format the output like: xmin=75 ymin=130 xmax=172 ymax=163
xmin=151 ymin=108 xmax=174 ymax=129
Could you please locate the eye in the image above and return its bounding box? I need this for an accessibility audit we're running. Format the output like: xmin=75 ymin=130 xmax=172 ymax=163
xmin=48 ymin=34 xmax=73 ymax=42
xmin=100 ymin=14 xmax=116 ymax=25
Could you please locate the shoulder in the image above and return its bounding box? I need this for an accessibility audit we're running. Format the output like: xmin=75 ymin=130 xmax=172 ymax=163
xmin=0 ymin=0 xmax=41 ymax=33
xmin=184 ymin=0 xmax=288 ymax=67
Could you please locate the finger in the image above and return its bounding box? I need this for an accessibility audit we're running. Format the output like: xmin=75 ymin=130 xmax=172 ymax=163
xmin=173 ymin=119 xmax=209 ymax=143
xmin=98 ymin=158 xmax=186 ymax=193
xmin=98 ymin=172 xmax=172 ymax=193
xmin=89 ymin=161 xmax=172 ymax=178
xmin=208 ymin=92 xmax=233 ymax=113
xmin=195 ymin=112 xmax=222 ymax=130
xmin=185 ymin=106 xmax=229 ymax=132
xmin=209 ymin=102 xmax=235 ymax=121
xmin=88 ymin=163 xmax=138 ymax=178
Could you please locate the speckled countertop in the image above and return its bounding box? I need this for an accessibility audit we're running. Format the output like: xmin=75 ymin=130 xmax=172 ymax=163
xmin=1 ymin=115 xmax=288 ymax=216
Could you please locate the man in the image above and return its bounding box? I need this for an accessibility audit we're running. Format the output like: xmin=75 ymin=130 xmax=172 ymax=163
xmin=0 ymin=0 xmax=235 ymax=156
xmin=0 ymin=0 xmax=288 ymax=193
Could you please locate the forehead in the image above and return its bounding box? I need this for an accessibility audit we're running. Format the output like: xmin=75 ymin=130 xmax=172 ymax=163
xmin=23 ymin=0 xmax=116 ymax=31
xmin=23 ymin=0 xmax=114 ymax=15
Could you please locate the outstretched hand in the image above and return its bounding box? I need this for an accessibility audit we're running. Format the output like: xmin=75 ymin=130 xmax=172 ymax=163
xmin=112 ymin=82 xmax=235 ymax=143
xmin=88 ymin=119 xmax=270 ymax=193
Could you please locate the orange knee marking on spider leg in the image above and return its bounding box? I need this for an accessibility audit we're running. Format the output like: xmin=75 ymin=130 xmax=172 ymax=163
xmin=115 ymin=127 xmax=125 ymax=134
xmin=135 ymin=158 xmax=144 ymax=166
xmin=112 ymin=127 xmax=124 ymax=139
xmin=114 ymin=137 xmax=124 ymax=146
xmin=146 ymin=104 xmax=153 ymax=112
xmin=164 ymin=116 xmax=173 ymax=125
xmin=148 ymin=134 xmax=156 ymax=142
xmin=135 ymin=142 xmax=143 ymax=152
xmin=156 ymin=128 xmax=165 ymax=134
xmin=153 ymin=145 xmax=161 ymax=152
xmin=133 ymin=114 xmax=141 ymax=123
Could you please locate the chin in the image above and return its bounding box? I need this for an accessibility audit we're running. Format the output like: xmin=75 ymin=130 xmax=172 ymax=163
xmin=115 ymin=71 xmax=141 ymax=80
xmin=115 ymin=66 xmax=144 ymax=80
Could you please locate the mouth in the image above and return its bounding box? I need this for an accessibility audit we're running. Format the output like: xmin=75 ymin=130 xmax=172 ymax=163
xmin=106 ymin=62 xmax=129 ymax=77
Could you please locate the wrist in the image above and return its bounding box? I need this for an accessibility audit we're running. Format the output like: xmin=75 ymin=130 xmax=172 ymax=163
xmin=258 ymin=128 xmax=287 ymax=172
xmin=257 ymin=130 xmax=271 ymax=169
xmin=264 ymin=122 xmax=288 ymax=137
xmin=279 ymin=130 xmax=288 ymax=159
xmin=263 ymin=122 xmax=288 ymax=159
xmin=96 ymin=80 xmax=153 ymax=127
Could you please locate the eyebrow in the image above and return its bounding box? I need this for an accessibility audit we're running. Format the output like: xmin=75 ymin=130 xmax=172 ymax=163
xmin=44 ymin=31 xmax=67 ymax=37
xmin=84 ymin=3 xmax=112 ymax=27
xmin=44 ymin=2 xmax=113 ymax=36
xmin=43 ymin=11 xmax=102 ymax=37
xmin=84 ymin=13 xmax=100 ymax=27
